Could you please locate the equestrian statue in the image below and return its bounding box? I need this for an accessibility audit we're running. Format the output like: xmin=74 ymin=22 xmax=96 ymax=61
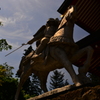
xmin=15 ymin=5 xmax=94 ymax=100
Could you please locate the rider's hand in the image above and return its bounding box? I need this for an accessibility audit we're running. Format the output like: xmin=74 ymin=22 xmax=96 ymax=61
xmin=27 ymin=39 xmax=34 ymax=44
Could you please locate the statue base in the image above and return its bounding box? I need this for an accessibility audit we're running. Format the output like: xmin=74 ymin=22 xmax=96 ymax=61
xmin=27 ymin=84 xmax=100 ymax=100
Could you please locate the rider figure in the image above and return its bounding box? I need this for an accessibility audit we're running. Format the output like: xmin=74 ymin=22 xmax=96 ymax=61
xmin=27 ymin=18 xmax=60 ymax=59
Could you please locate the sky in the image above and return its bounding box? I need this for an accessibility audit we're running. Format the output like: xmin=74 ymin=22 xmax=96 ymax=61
xmin=0 ymin=0 xmax=89 ymax=86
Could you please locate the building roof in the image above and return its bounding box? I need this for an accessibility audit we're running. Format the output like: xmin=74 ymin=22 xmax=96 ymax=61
xmin=58 ymin=0 xmax=100 ymax=34
xmin=57 ymin=0 xmax=100 ymax=76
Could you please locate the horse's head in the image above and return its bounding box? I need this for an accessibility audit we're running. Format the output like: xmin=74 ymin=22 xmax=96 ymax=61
xmin=64 ymin=5 xmax=77 ymax=22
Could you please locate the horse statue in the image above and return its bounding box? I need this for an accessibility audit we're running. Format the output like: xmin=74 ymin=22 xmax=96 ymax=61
xmin=15 ymin=5 xmax=94 ymax=100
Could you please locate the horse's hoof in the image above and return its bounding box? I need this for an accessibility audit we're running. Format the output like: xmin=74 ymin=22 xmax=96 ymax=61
xmin=75 ymin=82 xmax=82 ymax=87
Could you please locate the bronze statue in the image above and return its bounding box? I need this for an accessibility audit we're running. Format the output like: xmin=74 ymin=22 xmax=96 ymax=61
xmin=15 ymin=5 xmax=94 ymax=100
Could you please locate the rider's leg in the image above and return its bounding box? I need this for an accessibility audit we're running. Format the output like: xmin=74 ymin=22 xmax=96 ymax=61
xmin=35 ymin=37 xmax=49 ymax=54
xmin=54 ymin=47 xmax=82 ymax=86
xmin=30 ymin=37 xmax=49 ymax=63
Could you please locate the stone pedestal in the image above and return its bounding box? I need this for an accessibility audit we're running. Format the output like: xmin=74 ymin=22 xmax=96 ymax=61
xmin=27 ymin=84 xmax=100 ymax=100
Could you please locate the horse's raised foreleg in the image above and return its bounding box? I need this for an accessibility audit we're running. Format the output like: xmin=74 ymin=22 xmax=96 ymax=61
xmin=71 ymin=46 xmax=94 ymax=74
xmin=15 ymin=67 xmax=32 ymax=100
xmin=54 ymin=47 xmax=82 ymax=87
xmin=79 ymin=46 xmax=94 ymax=74
xmin=38 ymin=71 xmax=49 ymax=92
xmin=71 ymin=46 xmax=94 ymax=84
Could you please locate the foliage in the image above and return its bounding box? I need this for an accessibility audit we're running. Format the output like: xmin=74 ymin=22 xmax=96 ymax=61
xmin=87 ymin=72 xmax=100 ymax=85
xmin=0 ymin=63 xmax=14 ymax=86
xmin=49 ymin=70 xmax=69 ymax=90
xmin=0 ymin=78 xmax=25 ymax=100
xmin=0 ymin=65 xmax=6 ymax=86
xmin=0 ymin=21 xmax=12 ymax=51
xmin=0 ymin=21 xmax=24 ymax=99
xmin=0 ymin=63 xmax=25 ymax=100
xmin=0 ymin=39 xmax=12 ymax=51
xmin=2 ymin=63 xmax=14 ymax=77
xmin=24 ymin=93 xmax=31 ymax=99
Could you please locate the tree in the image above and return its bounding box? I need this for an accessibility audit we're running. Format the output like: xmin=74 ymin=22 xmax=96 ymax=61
xmin=0 ymin=21 xmax=12 ymax=51
xmin=0 ymin=63 xmax=25 ymax=100
xmin=22 ymin=73 xmax=43 ymax=98
xmin=0 ymin=65 xmax=6 ymax=86
xmin=29 ymin=74 xmax=43 ymax=95
xmin=0 ymin=39 xmax=12 ymax=51
xmin=0 ymin=21 xmax=24 ymax=99
xmin=0 ymin=78 xmax=25 ymax=100
xmin=0 ymin=63 xmax=14 ymax=86
xmin=49 ymin=70 xmax=69 ymax=90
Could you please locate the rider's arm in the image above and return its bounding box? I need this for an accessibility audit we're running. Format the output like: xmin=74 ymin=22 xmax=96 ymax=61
xmin=27 ymin=25 xmax=46 ymax=44
xmin=27 ymin=33 xmax=44 ymax=44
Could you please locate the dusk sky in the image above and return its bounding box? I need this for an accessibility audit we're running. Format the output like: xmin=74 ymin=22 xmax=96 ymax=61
xmin=0 ymin=0 xmax=89 ymax=85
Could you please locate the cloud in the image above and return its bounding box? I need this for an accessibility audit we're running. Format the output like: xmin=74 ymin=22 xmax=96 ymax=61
xmin=0 ymin=0 xmax=64 ymax=49
xmin=0 ymin=0 xmax=35 ymax=26
xmin=0 ymin=26 xmax=32 ymax=41
xmin=0 ymin=16 xmax=16 ymax=26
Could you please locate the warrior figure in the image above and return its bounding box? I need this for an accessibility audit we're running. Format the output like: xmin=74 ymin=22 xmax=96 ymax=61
xmin=27 ymin=18 xmax=59 ymax=59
